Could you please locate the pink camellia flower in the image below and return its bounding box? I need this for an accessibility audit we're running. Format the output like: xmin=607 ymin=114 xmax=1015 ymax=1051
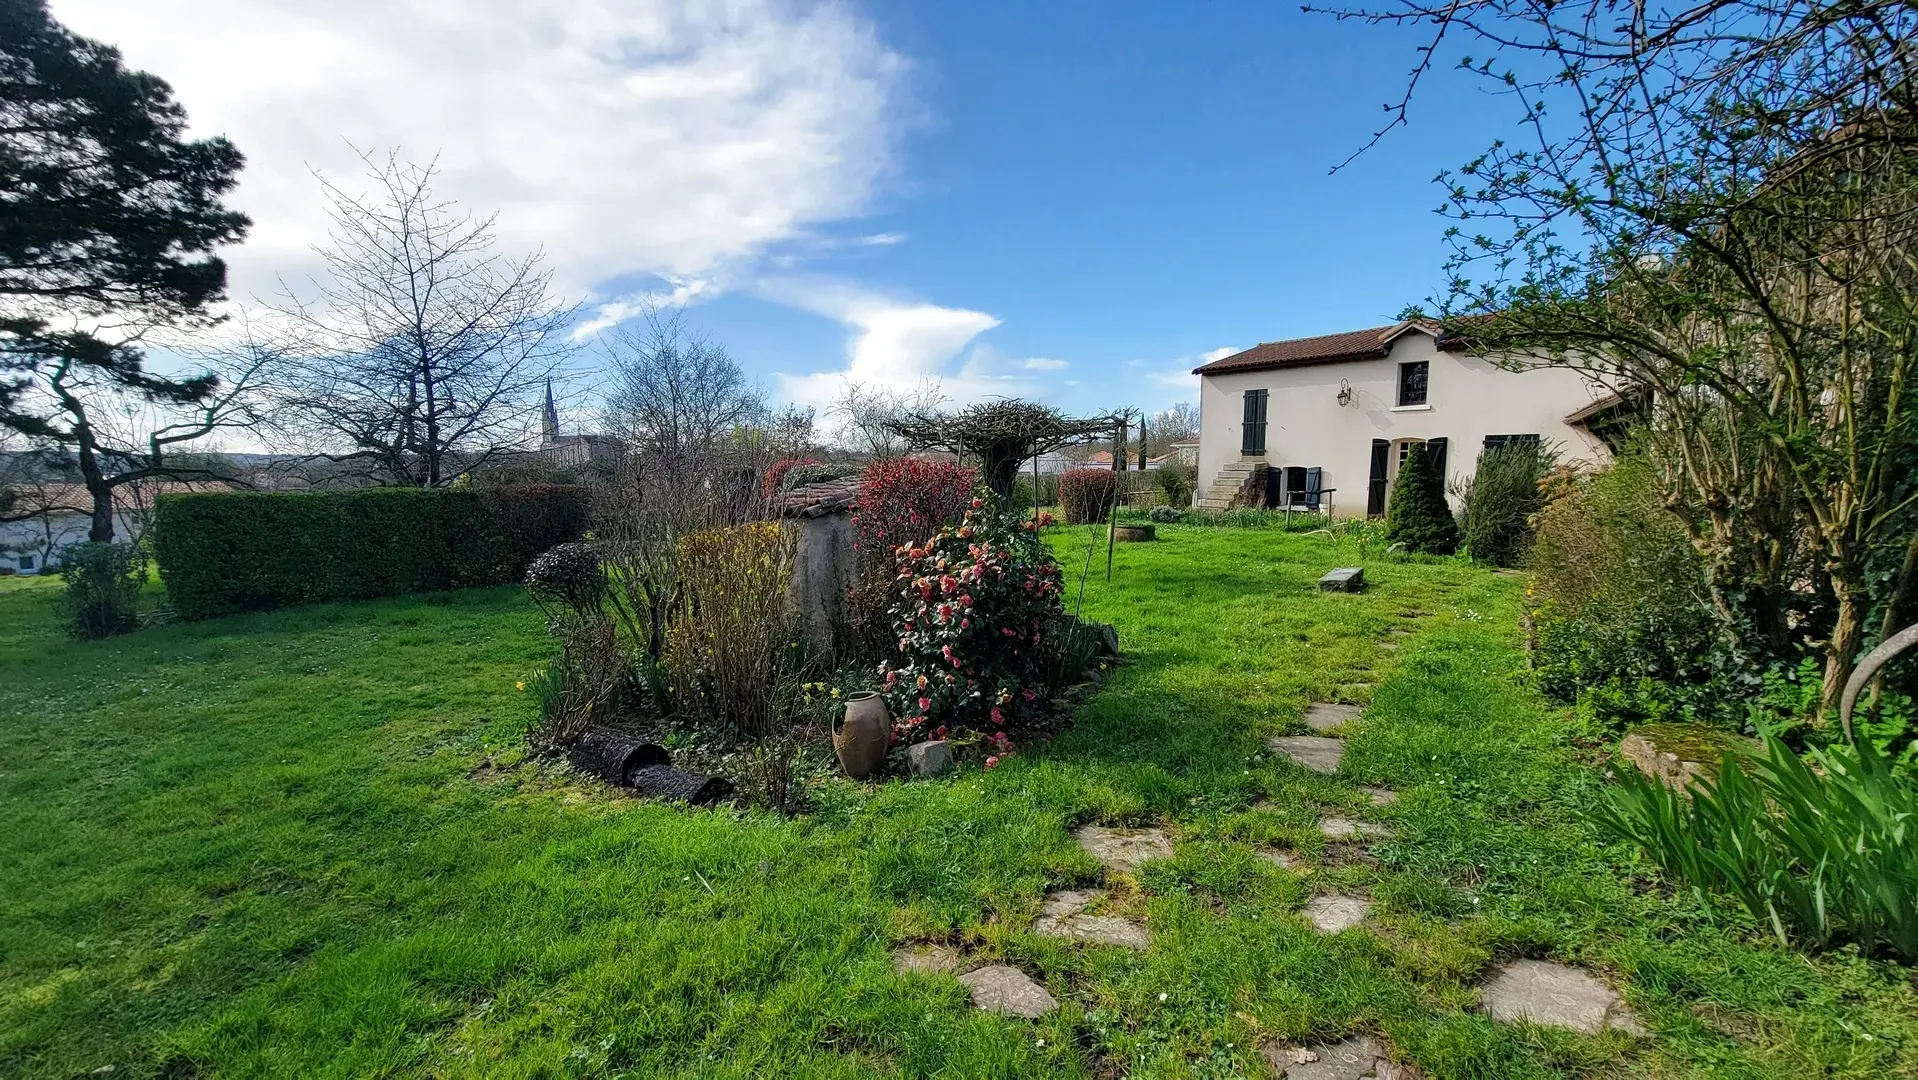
xmin=959 ymin=594 xmax=973 ymax=607
xmin=1022 ymin=688 xmax=1037 ymax=702
xmin=990 ymin=706 xmax=1005 ymax=726
xmin=970 ymin=497 xmax=984 ymax=508
xmin=985 ymin=755 xmax=1000 ymax=769
xmin=935 ymin=725 xmax=948 ymax=739
xmin=918 ymin=697 xmax=932 ymax=711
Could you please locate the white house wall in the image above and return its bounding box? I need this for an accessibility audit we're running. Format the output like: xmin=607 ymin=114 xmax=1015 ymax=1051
xmin=1197 ymin=331 xmax=1609 ymax=517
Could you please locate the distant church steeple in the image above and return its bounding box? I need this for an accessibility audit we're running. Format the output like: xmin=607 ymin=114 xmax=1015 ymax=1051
xmin=541 ymin=379 xmax=560 ymax=448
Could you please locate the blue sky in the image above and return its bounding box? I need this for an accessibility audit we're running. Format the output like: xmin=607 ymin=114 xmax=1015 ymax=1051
xmin=56 ymin=0 xmax=1520 ymax=426
xmin=715 ymin=1 xmax=1510 ymax=416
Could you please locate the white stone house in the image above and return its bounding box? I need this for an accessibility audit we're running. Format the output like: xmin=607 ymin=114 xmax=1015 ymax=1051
xmin=1192 ymin=320 xmax=1625 ymax=515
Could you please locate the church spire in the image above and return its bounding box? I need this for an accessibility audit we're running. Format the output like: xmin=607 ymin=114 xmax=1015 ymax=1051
xmin=541 ymin=378 xmax=559 ymax=447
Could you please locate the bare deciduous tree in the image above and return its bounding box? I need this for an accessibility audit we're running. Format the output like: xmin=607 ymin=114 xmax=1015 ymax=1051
xmin=1150 ymin=401 xmax=1200 ymax=443
xmin=602 ymin=306 xmax=765 ymax=499
xmin=827 ymin=379 xmax=946 ymax=458
xmin=268 ymin=151 xmax=577 ymax=487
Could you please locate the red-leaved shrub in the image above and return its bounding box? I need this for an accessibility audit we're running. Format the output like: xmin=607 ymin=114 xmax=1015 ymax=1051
xmin=764 ymin=456 xmax=820 ymax=495
xmin=879 ymin=493 xmax=1065 ymax=764
xmin=846 ymin=457 xmax=977 ymax=653
xmin=1058 ymin=468 xmax=1118 ymax=524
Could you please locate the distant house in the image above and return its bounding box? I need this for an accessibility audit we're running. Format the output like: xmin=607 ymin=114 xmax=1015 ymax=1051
xmin=1080 ymin=449 xmax=1178 ymax=471
xmin=0 ymin=482 xmax=229 ymax=573
xmin=1191 ymin=319 xmax=1622 ymax=515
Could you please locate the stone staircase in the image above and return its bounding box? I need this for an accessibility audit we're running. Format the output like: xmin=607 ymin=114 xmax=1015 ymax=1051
xmin=1195 ymin=459 xmax=1262 ymax=510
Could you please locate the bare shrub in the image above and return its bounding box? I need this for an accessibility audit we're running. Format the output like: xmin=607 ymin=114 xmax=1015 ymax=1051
xmin=666 ymin=521 xmax=797 ymax=741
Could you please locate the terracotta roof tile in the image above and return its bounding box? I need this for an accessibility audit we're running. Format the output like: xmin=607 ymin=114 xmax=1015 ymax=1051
xmin=1193 ymin=320 xmax=1453 ymax=376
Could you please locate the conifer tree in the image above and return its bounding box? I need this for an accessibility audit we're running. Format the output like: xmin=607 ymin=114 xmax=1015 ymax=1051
xmin=1384 ymin=442 xmax=1458 ymax=554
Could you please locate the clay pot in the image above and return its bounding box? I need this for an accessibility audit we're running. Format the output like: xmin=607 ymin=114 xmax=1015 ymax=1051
xmin=833 ymin=692 xmax=891 ymax=778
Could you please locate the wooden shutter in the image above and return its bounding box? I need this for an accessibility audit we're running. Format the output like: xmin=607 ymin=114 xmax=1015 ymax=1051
xmin=1241 ymin=390 xmax=1268 ymax=454
xmin=1304 ymin=466 xmax=1323 ymax=510
xmin=1367 ymin=439 xmax=1389 ymax=515
xmin=1427 ymin=437 xmax=1449 ymax=484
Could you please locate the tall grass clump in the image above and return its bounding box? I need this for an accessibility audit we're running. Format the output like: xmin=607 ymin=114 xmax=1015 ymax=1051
xmin=1595 ymin=736 xmax=1918 ymax=962
xmin=1461 ymin=440 xmax=1556 ymax=567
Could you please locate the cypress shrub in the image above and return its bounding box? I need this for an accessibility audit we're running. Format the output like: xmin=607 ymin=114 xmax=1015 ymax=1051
xmin=1384 ymin=443 xmax=1459 ymax=554
xmin=152 ymin=485 xmax=587 ymax=619
xmin=1461 ymin=440 xmax=1557 ymax=567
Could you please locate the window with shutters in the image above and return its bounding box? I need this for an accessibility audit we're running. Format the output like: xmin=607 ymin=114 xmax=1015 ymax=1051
xmin=1397 ymin=360 xmax=1429 ymax=406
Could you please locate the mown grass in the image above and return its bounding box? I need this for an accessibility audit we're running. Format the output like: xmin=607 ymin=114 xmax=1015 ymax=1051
xmin=2 ymin=530 xmax=1914 ymax=1078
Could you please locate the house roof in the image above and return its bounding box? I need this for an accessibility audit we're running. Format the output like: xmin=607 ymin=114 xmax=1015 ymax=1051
xmin=7 ymin=481 xmax=235 ymax=516
xmin=1193 ymin=319 xmax=1455 ymax=376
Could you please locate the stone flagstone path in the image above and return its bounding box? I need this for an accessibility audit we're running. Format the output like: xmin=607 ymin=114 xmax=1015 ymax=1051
xmin=1072 ymin=824 xmax=1173 ymax=872
xmin=1032 ymin=889 xmax=1150 ymax=949
xmin=1302 ymin=894 xmax=1372 ymax=933
xmin=1479 ymin=959 xmax=1644 ymax=1035
xmin=1263 ymin=1034 xmax=1415 ymax=1079
xmin=1302 ymin=702 xmax=1363 ymax=732
xmin=1269 ymin=735 xmax=1346 ymax=774
xmin=957 ymin=965 xmax=1059 ymax=1019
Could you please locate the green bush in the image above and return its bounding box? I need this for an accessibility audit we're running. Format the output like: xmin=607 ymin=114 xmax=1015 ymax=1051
xmin=152 ymin=485 xmax=588 ymax=619
xmin=1058 ymin=468 xmax=1118 ymax=524
xmin=1461 ymin=441 xmax=1556 ymax=567
xmin=1155 ymin=462 xmax=1197 ymax=507
xmin=1384 ymin=442 xmax=1459 ymax=554
xmin=1148 ymin=505 xmax=1182 ymax=523
xmin=1595 ymin=736 xmax=1918 ymax=962
xmin=58 ymin=541 xmax=146 ymax=640
xmin=1529 ymin=457 xmax=1735 ymax=727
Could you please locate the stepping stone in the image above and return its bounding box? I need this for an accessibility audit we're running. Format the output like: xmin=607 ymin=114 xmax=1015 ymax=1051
xmin=1263 ymin=1034 xmax=1412 ymax=1079
xmin=1362 ymin=786 xmax=1399 ymax=806
xmin=1320 ymin=817 xmax=1395 ymax=841
xmin=1387 ymin=628 xmax=1412 ymax=637
xmin=1032 ymin=889 xmax=1151 ymax=949
xmin=1302 ymin=703 xmax=1362 ymax=732
xmin=1270 ymin=736 xmax=1344 ymax=774
xmin=1479 ymin=959 xmax=1644 ymax=1036
xmin=1261 ymin=849 xmax=1301 ymax=870
xmin=1379 ymin=641 xmax=1399 ymax=652
xmin=957 ymin=964 xmax=1058 ymax=1018
xmin=892 ymin=944 xmax=962 ymax=974
xmin=1073 ymin=825 xmax=1173 ymax=872
xmin=1301 ymin=894 xmax=1372 ymax=933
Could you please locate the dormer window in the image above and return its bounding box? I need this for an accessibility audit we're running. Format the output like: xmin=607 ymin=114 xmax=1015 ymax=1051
xmin=1397 ymin=360 xmax=1429 ymax=407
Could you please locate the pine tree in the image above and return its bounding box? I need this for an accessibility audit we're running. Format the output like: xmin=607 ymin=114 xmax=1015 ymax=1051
xmin=1 ymin=0 xmax=249 ymax=537
xmin=1384 ymin=442 xmax=1459 ymax=555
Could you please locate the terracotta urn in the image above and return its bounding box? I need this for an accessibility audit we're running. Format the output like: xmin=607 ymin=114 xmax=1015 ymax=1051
xmin=833 ymin=692 xmax=891 ymax=779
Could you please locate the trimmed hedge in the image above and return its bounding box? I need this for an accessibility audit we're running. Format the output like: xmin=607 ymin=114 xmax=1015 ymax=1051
xmin=152 ymin=484 xmax=588 ymax=619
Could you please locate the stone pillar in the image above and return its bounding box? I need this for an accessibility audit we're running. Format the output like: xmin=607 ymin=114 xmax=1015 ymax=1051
xmin=787 ymin=510 xmax=856 ymax=654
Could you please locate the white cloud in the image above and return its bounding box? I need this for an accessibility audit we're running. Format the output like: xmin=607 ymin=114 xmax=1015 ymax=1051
xmin=1023 ymin=357 xmax=1070 ymax=371
xmin=50 ymin=0 xmax=907 ymax=318
xmin=1142 ymin=345 xmax=1238 ymax=398
xmin=763 ymin=277 xmax=1044 ymax=411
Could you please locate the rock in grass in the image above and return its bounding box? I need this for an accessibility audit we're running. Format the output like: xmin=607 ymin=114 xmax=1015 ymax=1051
xmin=1072 ymin=825 xmax=1173 ymax=872
xmin=892 ymin=944 xmax=962 ymax=974
xmin=1033 ymin=890 xmax=1150 ymax=949
xmin=1270 ymin=736 xmax=1345 ymax=774
xmin=1319 ymin=817 xmax=1394 ymax=841
xmin=906 ymin=739 xmax=955 ymax=777
xmin=1301 ymin=894 xmax=1372 ymax=933
xmin=1263 ymin=1034 xmax=1412 ymax=1079
xmin=1617 ymin=722 xmax=1753 ymax=791
xmin=1478 ymin=959 xmax=1644 ymax=1036
xmin=1302 ymin=703 xmax=1363 ymax=732
xmin=957 ymin=965 xmax=1058 ymax=1018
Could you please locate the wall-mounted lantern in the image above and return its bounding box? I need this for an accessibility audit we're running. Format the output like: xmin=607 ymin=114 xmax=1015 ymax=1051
xmin=1336 ymin=379 xmax=1354 ymax=407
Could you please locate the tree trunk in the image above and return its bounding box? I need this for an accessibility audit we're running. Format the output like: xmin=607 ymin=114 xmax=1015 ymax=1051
xmin=1869 ymin=528 xmax=1918 ymax=703
xmin=1821 ymin=571 xmax=1868 ymax=719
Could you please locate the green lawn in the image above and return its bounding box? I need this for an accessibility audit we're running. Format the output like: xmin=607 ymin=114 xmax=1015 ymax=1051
xmin=2 ymin=530 xmax=1913 ymax=1078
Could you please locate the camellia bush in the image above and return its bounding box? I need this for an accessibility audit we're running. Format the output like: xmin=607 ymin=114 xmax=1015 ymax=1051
xmin=878 ymin=493 xmax=1067 ymax=765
